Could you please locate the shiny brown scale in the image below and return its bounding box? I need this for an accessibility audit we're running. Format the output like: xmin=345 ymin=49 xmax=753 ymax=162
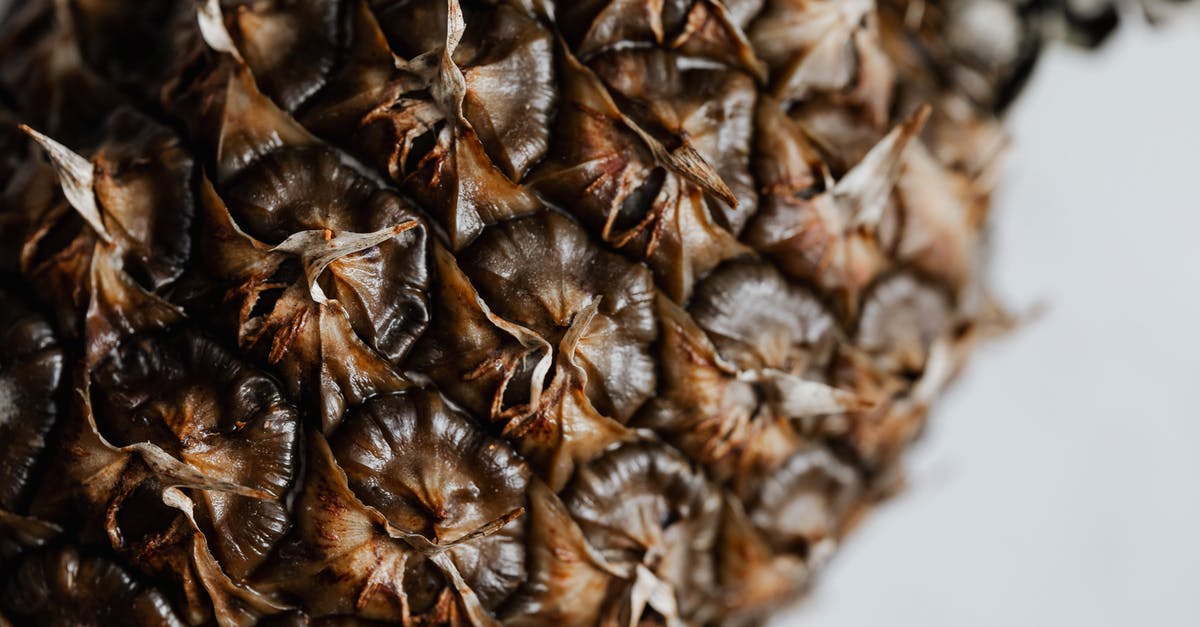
xmin=0 ymin=289 xmax=63 ymax=514
xmin=405 ymin=244 xmax=545 ymax=422
xmin=746 ymin=445 xmax=861 ymax=558
xmin=29 ymin=315 xmax=299 ymax=623
xmin=638 ymin=262 xmax=866 ymax=482
xmin=459 ymin=212 xmax=657 ymax=423
xmin=702 ymin=445 xmax=863 ymax=625
xmin=531 ymin=42 xmax=749 ymax=303
xmin=588 ymin=49 xmax=758 ymax=233
xmin=0 ymin=0 xmax=124 ymax=143
xmin=750 ymin=0 xmax=893 ymax=137
xmin=855 ymin=273 xmax=955 ymax=377
xmin=165 ymin=51 xmax=428 ymax=429
xmin=66 ymin=0 xmax=196 ymax=100
xmin=192 ymin=174 xmax=414 ymax=433
xmin=220 ymin=145 xmax=431 ymax=363
xmin=298 ymin=0 xmax=553 ymax=250
xmin=561 ymin=441 xmax=722 ymax=624
xmin=744 ymin=104 xmax=927 ymax=315
xmin=220 ymin=0 xmax=342 ymax=112
xmin=556 ymin=0 xmax=766 ymax=77
xmin=688 ymin=262 xmax=837 ymax=377
xmin=411 ymin=213 xmax=646 ymax=489
xmin=9 ymin=206 xmax=299 ymax=624
xmin=4 ymin=109 xmax=193 ymax=338
xmin=0 ymin=289 xmax=64 ymax=562
xmin=1 ymin=547 xmax=185 ymax=626
xmin=369 ymin=0 xmax=554 ymax=179
xmin=710 ymin=494 xmax=808 ymax=626
xmin=500 ymin=481 xmax=616 ymax=627
xmin=263 ymin=416 xmax=514 ymax=624
xmin=88 ymin=330 xmax=299 ymax=581
xmin=257 ymin=433 xmax=420 ymax=622
xmin=329 ymin=389 xmax=530 ymax=609
xmin=412 ymin=210 xmax=657 ymax=434
xmin=829 ymin=273 xmax=967 ymax=478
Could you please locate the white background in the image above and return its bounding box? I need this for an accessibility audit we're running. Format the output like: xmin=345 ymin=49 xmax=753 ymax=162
xmin=774 ymin=16 xmax=1200 ymax=627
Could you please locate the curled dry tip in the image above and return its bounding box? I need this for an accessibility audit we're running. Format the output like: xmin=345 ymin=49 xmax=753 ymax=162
xmin=737 ymin=369 xmax=876 ymax=417
xmin=271 ymin=220 xmax=421 ymax=303
xmin=445 ymin=0 xmax=467 ymax=54
xmin=380 ymin=506 xmax=527 ymax=556
xmin=197 ymin=0 xmax=244 ymax=62
xmin=910 ymin=102 xmax=934 ymax=130
xmin=834 ymin=103 xmax=933 ymax=229
xmin=18 ymin=124 xmax=113 ymax=244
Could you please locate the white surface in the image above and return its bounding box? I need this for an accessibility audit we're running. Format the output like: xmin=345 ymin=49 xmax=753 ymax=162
xmin=773 ymin=19 xmax=1200 ymax=627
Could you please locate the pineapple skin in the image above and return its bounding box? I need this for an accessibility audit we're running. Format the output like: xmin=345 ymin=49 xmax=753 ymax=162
xmin=0 ymin=0 xmax=1122 ymax=624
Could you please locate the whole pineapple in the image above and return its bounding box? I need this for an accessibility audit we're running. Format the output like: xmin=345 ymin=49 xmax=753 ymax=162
xmin=0 ymin=0 xmax=1172 ymax=625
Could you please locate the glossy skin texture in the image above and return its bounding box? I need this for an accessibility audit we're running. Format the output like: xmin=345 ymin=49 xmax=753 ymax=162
xmin=329 ymin=391 xmax=531 ymax=610
xmin=1 ymin=547 xmax=185 ymax=626
xmin=0 ymin=290 xmax=63 ymax=515
xmin=0 ymin=0 xmax=1171 ymax=625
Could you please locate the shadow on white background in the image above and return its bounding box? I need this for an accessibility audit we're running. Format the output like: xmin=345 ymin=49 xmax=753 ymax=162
xmin=773 ymin=16 xmax=1200 ymax=627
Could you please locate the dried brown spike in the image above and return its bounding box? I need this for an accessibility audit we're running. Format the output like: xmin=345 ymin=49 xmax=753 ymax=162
xmin=589 ymin=47 xmax=758 ymax=233
xmin=297 ymin=0 xmax=553 ymax=250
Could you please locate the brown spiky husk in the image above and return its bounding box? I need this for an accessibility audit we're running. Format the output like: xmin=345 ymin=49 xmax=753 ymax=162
xmin=0 ymin=0 xmax=1177 ymax=625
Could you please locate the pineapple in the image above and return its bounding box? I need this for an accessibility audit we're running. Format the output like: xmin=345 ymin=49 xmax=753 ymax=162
xmin=0 ymin=0 xmax=1174 ymax=625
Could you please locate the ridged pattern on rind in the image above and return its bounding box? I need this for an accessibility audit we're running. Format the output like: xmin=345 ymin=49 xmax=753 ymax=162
xmin=0 ymin=0 xmax=1164 ymax=625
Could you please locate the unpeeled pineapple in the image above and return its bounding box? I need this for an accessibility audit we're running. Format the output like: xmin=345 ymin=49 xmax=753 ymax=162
xmin=0 ymin=0 xmax=1170 ymax=625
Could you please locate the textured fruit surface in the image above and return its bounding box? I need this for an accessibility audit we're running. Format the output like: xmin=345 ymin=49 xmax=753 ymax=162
xmin=0 ymin=0 xmax=1159 ymax=625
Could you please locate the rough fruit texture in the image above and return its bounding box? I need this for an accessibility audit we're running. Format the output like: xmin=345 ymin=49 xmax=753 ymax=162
xmin=0 ymin=0 xmax=1175 ymax=625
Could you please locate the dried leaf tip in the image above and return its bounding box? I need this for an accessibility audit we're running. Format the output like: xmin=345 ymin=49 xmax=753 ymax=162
xmin=19 ymin=125 xmax=113 ymax=244
xmin=271 ymin=221 xmax=421 ymax=303
xmin=198 ymin=0 xmax=244 ymax=61
xmin=445 ymin=0 xmax=467 ymax=54
xmin=835 ymin=104 xmax=932 ymax=228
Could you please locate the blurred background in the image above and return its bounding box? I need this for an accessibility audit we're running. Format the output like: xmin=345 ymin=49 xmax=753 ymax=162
xmin=774 ymin=13 xmax=1200 ymax=627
